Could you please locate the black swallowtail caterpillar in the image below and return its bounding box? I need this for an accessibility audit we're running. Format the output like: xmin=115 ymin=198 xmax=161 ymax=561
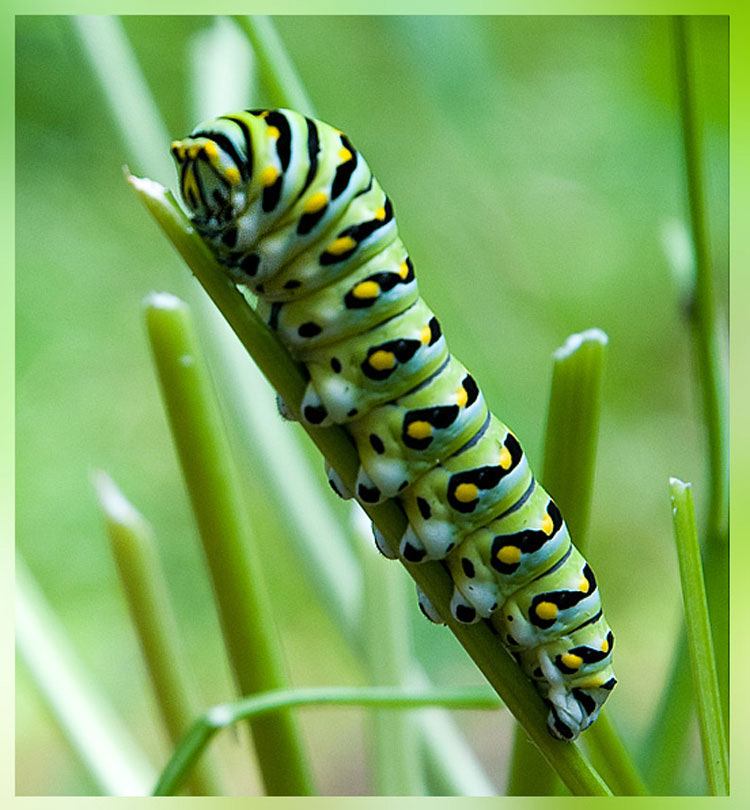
xmin=170 ymin=108 xmax=616 ymax=740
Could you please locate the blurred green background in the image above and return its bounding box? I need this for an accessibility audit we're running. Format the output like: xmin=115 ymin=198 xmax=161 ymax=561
xmin=15 ymin=15 xmax=728 ymax=796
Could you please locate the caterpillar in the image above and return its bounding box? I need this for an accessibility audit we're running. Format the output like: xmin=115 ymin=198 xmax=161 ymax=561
xmin=170 ymin=108 xmax=616 ymax=741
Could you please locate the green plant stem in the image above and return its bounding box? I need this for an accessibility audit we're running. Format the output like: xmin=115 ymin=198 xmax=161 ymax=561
xmin=92 ymin=471 xmax=224 ymax=796
xmin=15 ymin=557 xmax=156 ymax=796
xmin=129 ymin=176 xmax=612 ymax=797
xmin=143 ymin=292 xmax=314 ymax=796
xmin=669 ymin=479 xmax=728 ymax=796
xmin=231 ymin=15 xmax=314 ymax=116
xmin=542 ymin=328 xmax=608 ymax=550
xmin=673 ymin=12 xmax=728 ymax=709
xmin=642 ymin=18 xmax=729 ymax=792
xmin=510 ymin=329 xmax=646 ymax=796
xmin=154 ymin=685 xmax=500 ymax=796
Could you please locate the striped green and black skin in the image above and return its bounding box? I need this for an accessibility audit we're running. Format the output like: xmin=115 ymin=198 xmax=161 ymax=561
xmin=171 ymin=108 xmax=616 ymax=740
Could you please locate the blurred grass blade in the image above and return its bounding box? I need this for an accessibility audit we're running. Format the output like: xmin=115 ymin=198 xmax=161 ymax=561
xmin=92 ymin=471 xmax=224 ymax=796
xmin=231 ymin=16 xmax=314 ymax=115
xmin=143 ymin=292 xmax=314 ymax=795
xmin=187 ymin=16 xmax=254 ymax=123
xmin=70 ymin=15 xmax=173 ymax=183
xmin=15 ymin=557 xmax=156 ymax=796
xmin=154 ymin=685 xmax=501 ymax=796
xmin=407 ymin=667 xmax=497 ymax=796
xmin=669 ymin=479 xmax=728 ymax=796
xmin=129 ymin=175 xmax=612 ymax=797
xmin=353 ymin=509 xmax=424 ymax=795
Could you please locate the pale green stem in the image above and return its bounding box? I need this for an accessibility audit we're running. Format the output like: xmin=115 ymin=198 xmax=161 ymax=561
xmin=355 ymin=511 xmax=424 ymax=795
xmin=15 ymin=558 xmax=156 ymax=796
xmin=143 ymin=292 xmax=314 ymax=796
xmin=231 ymin=15 xmax=315 ymax=115
xmin=92 ymin=471 xmax=224 ymax=796
xmin=542 ymin=328 xmax=608 ymax=548
xmin=509 ymin=330 xmax=645 ymax=796
xmin=70 ymin=15 xmax=173 ymax=183
xmin=129 ymin=176 xmax=611 ymax=797
xmin=669 ymin=479 xmax=728 ymax=796
xmin=154 ymin=685 xmax=500 ymax=796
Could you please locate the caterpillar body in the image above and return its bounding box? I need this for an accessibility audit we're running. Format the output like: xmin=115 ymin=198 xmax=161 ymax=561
xmin=171 ymin=108 xmax=616 ymax=740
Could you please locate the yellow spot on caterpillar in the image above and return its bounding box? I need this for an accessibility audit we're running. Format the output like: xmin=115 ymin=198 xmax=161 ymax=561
xmin=170 ymin=141 xmax=183 ymax=158
xmin=182 ymin=166 xmax=200 ymax=203
xmin=454 ymin=483 xmax=478 ymax=503
xmin=338 ymin=147 xmax=352 ymax=162
xmin=327 ymin=235 xmax=357 ymax=255
xmin=188 ymin=144 xmax=201 ymax=159
xmin=561 ymin=653 xmax=583 ymax=670
xmin=225 ymin=167 xmax=241 ymax=184
xmin=541 ymin=513 xmax=554 ymax=535
xmin=259 ymin=110 xmax=270 ymax=118
xmin=579 ymin=677 xmax=603 ymax=689
xmin=304 ymin=192 xmax=328 ymax=213
xmin=398 ymin=261 xmax=410 ymax=279
xmin=420 ymin=325 xmax=432 ymax=344
xmin=204 ymin=141 xmax=218 ymax=159
xmin=456 ymin=387 xmax=468 ymax=408
xmin=374 ymin=206 xmax=386 ymax=220
xmin=601 ymin=638 xmax=609 ymax=653
xmin=352 ymin=280 xmax=379 ymax=299
xmin=369 ymin=350 xmax=396 ymax=371
xmin=496 ymin=545 xmax=521 ymax=565
xmin=260 ymin=166 xmax=279 ymax=187
xmin=578 ymin=576 xmax=590 ymax=592
xmin=407 ymin=421 xmax=432 ymax=440
xmin=535 ymin=601 xmax=558 ymax=621
xmin=498 ymin=444 xmax=512 ymax=469
xmin=266 ymin=125 xmax=280 ymax=138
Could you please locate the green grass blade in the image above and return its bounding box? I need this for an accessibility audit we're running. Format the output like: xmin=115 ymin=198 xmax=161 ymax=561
xmin=542 ymin=328 xmax=608 ymax=550
xmin=15 ymin=558 xmax=156 ymax=796
xmin=641 ymin=18 xmax=729 ymax=790
xmin=128 ymin=175 xmax=611 ymax=797
xmin=92 ymin=471 xmax=224 ymax=796
xmin=154 ymin=685 xmax=501 ymax=796
xmin=668 ymin=479 xmax=728 ymax=796
xmin=509 ymin=329 xmax=646 ymax=796
xmin=143 ymin=291 xmax=314 ymax=796
xmin=673 ymin=13 xmax=728 ymax=709
xmin=231 ymin=15 xmax=315 ymax=115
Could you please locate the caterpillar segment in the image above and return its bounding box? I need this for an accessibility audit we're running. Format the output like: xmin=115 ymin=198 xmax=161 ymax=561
xmin=171 ymin=107 xmax=615 ymax=740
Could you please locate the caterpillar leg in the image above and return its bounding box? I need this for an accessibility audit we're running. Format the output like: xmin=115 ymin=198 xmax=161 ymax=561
xmin=450 ymin=586 xmax=481 ymax=624
xmin=355 ymin=466 xmax=384 ymax=505
xmin=537 ymin=649 xmax=596 ymax=741
xmin=371 ymin=523 xmax=398 ymax=559
xmin=399 ymin=524 xmax=428 ymax=563
xmin=326 ymin=461 xmax=353 ymax=500
xmin=416 ymin=584 xmax=445 ymax=624
xmin=300 ymin=382 xmax=333 ymax=427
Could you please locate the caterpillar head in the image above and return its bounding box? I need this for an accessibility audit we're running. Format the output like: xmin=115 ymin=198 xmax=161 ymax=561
xmin=170 ymin=135 xmax=246 ymax=231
